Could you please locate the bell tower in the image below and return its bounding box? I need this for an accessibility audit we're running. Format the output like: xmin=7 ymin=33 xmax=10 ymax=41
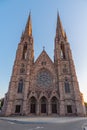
xmin=54 ymin=13 xmax=84 ymax=116
xmin=4 ymin=13 xmax=34 ymax=116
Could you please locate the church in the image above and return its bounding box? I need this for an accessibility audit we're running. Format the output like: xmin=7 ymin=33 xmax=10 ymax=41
xmin=2 ymin=13 xmax=85 ymax=116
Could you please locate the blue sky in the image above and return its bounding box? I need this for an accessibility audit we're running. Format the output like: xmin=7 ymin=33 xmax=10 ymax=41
xmin=0 ymin=0 xmax=87 ymax=101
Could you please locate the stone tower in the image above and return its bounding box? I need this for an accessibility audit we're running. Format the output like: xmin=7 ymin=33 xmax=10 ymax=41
xmin=2 ymin=13 xmax=85 ymax=116
xmin=54 ymin=14 xmax=85 ymax=116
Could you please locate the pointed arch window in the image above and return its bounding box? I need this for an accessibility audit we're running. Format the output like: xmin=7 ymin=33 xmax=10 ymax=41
xmin=64 ymin=82 xmax=70 ymax=93
xmin=60 ymin=43 xmax=66 ymax=59
xmin=20 ymin=64 xmax=25 ymax=74
xmin=20 ymin=68 xmax=25 ymax=74
xmin=22 ymin=44 xmax=27 ymax=60
xmin=18 ymin=79 xmax=23 ymax=93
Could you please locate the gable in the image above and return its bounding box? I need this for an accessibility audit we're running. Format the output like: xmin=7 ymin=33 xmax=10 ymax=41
xmin=30 ymin=50 xmax=57 ymax=90
xmin=33 ymin=50 xmax=56 ymax=78
xmin=35 ymin=50 xmax=54 ymax=67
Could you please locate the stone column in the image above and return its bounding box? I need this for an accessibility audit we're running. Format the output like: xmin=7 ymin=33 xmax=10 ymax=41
xmin=48 ymin=101 xmax=51 ymax=115
xmin=36 ymin=101 xmax=40 ymax=115
xmin=22 ymin=100 xmax=27 ymax=115
xmin=59 ymin=101 xmax=65 ymax=116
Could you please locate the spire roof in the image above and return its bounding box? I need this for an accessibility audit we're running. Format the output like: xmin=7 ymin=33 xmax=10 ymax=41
xmin=56 ymin=13 xmax=65 ymax=38
xmin=24 ymin=12 xmax=32 ymax=37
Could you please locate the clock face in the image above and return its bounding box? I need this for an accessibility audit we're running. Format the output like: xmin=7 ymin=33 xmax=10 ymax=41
xmin=37 ymin=71 xmax=52 ymax=87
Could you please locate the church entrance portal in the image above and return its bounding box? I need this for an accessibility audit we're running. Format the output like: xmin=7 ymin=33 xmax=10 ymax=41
xmin=51 ymin=97 xmax=57 ymax=113
xmin=41 ymin=97 xmax=47 ymax=113
xmin=30 ymin=97 xmax=36 ymax=114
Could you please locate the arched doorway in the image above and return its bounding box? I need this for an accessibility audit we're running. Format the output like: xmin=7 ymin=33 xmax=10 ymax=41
xmin=51 ymin=97 xmax=57 ymax=114
xmin=40 ymin=97 xmax=47 ymax=113
xmin=30 ymin=97 xmax=36 ymax=114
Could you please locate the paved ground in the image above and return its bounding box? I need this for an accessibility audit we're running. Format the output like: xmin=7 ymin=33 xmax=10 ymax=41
xmin=0 ymin=116 xmax=87 ymax=123
xmin=0 ymin=117 xmax=87 ymax=130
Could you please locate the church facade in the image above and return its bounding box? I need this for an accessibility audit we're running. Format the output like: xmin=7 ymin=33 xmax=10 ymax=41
xmin=3 ymin=14 xmax=85 ymax=116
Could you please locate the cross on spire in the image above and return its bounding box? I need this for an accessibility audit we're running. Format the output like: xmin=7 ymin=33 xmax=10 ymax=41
xmin=43 ymin=46 xmax=45 ymax=51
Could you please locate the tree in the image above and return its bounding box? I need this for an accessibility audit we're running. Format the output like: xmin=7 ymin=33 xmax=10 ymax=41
xmin=0 ymin=98 xmax=4 ymax=110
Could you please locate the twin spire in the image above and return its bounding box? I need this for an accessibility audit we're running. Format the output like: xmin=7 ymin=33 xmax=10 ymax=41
xmin=23 ymin=12 xmax=67 ymax=41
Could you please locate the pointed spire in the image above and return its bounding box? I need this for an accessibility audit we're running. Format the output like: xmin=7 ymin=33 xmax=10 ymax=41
xmin=56 ymin=12 xmax=65 ymax=38
xmin=24 ymin=12 xmax=32 ymax=37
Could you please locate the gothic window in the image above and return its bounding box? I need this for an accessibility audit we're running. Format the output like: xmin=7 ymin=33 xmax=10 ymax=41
xmin=20 ymin=68 xmax=25 ymax=74
xmin=18 ymin=79 xmax=23 ymax=93
xmin=41 ymin=61 xmax=46 ymax=65
xmin=20 ymin=63 xmax=25 ymax=74
xmin=60 ymin=43 xmax=66 ymax=59
xmin=22 ymin=44 xmax=27 ymax=60
xmin=63 ymin=64 xmax=68 ymax=73
xmin=37 ymin=69 xmax=52 ymax=87
xmin=67 ymin=105 xmax=72 ymax=113
xmin=64 ymin=82 xmax=70 ymax=93
xmin=15 ymin=105 xmax=21 ymax=113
